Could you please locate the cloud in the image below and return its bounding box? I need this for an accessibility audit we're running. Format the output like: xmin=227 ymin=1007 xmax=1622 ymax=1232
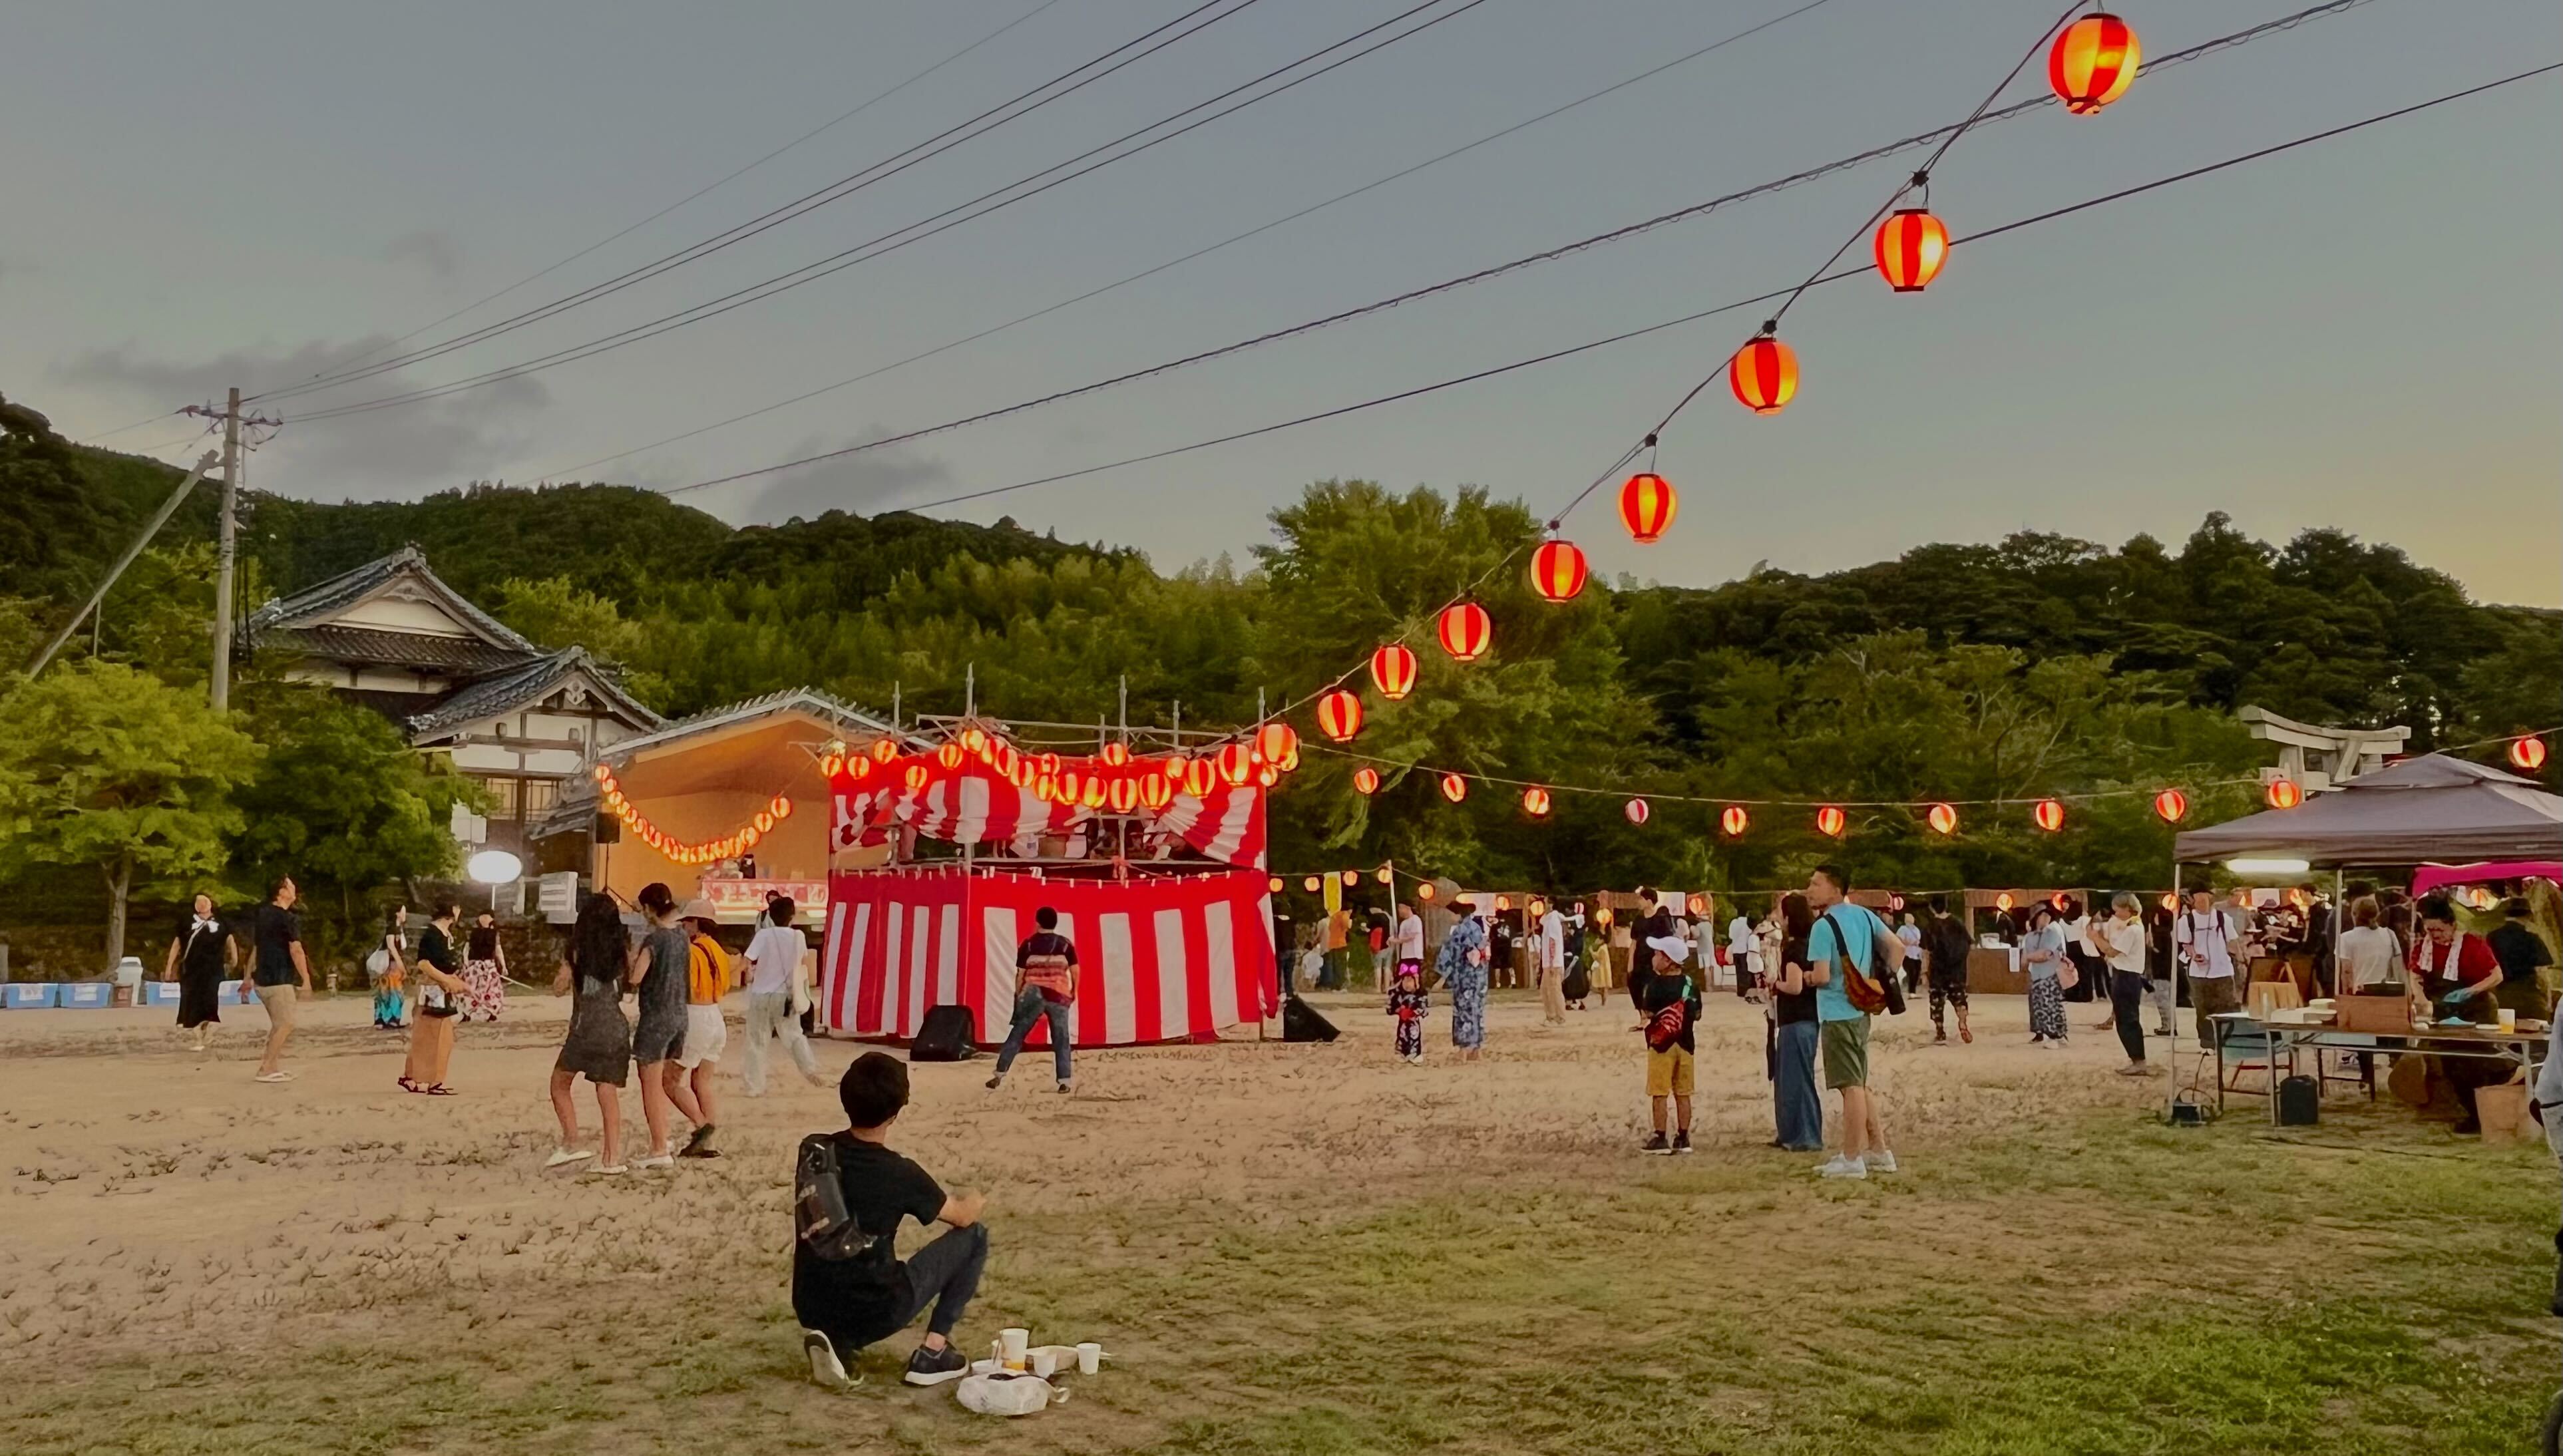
xmin=382 ymin=229 xmax=463 ymax=283
xmin=55 ymin=339 xmax=552 ymax=498
xmin=613 ymin=427 xmax=952 ymax=524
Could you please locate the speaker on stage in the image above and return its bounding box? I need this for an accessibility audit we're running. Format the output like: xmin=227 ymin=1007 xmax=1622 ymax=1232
xmin=1281 ymin=996 xmax=1340 ymax=1043
xmin=909 ymin=1004 xmax=978 ymax=1062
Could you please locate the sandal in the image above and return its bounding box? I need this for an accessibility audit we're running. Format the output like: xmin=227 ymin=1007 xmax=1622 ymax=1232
xmin=425 ymin=1084 xmax=457 ymax=1095
xmin=397 ymin=1077 xmax=423 ymax=1093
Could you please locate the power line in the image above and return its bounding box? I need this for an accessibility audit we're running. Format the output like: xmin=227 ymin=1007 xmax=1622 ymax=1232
xmin=250 ymin=0 xmax=1265 ymax=403
xmin=655 ymin=0 xmax=2389 ymax=500
xmin=315 ymin=0 xmax=1071 ymax=381
xmin=274 ymin=0 xmax=1497 ymax=423
xmin=528 ymin=0 xmax=1846 ymax=484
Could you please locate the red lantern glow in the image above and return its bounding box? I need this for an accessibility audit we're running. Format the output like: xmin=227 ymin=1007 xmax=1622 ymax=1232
xmin=1139 ymin=773 xmax=1173 ymax=811
xmin=1925 ymin=802 xmax=1958 ymax=836
xmin=936 ymin=743 xmax=963 ymax=769
xmin=1437 ymin=601 xmax=1491 ymax=663
xmin=771 ymin=795 xmax=792 ymax=820
xmin=1256 ymin=721 xmax=1298 ymax=767
xmin=1303 ymin=876 xmax=1322 ymax=894
xmin=1316 ymin=690 xmax=1364 ymax=743
xmin=869 ymin=738 xmax=897 ymax=764
xmin=753 ymin=811 xmax=775 ymax=834
xmin=1182 ymin=758 xmax=1217 ymax=798
xmin=1531 ymin=539 xmax=1591 ymax=600
xmin=1107 ymin=778 xmax=1139 ymax=815
xmin=1873 ymin=208 xmax=1949 ymax=293
xmin=1216 ymin=743 xmax=1255 ymax=787
xmin=1370 ymin=643 xmax=1418 ymax=701
xmin=2033 ymin=798 xmax=2066 ymax=833
xmin=1099 ymin=741 xmax=1130 ymax=768
xmin=1720 ymin=805 xmax=1749 ymax=838
xmin=1729 ymin=335 xmax=1798 ymax=415
xmin=903 ymin=764 xmax=930 ymax=792
xmin=592 ymin=763 xmax=612 ymax=783
xmin=2512 ymin=736 xmax=2548 ymax=771
xmin=1439 ymin=773 xmax=1468 ymax=803
xmin=2152 ymin=788 xmax=2189 ymax=823
xmin=1624 ymin=797 xmax=1649 ymax=826
xmin=1080 ymin=775 xmax=1108 ymax=809
xmin=1617 ymin=473 xmax=1678 ymax=544
xmin=1522 ymin=785 xmax=1552 ymax=818
xmin=1257 ymin=765 xmax=1280 ymax=789
xmin=2049 ymin=12 xmax=2140 ymax=116
xmin=1352 ymin=766 xmax=1380 ymax=796
xmin=1814 ymin=805 xmax=1847 ymax=838
xmin=2266 ymin=778 xmax=2303 ymax=810
xmin=820 ymin=752 xmax=844 ymax=778
xmin=847 ymin=755 xmax=873 ymax=783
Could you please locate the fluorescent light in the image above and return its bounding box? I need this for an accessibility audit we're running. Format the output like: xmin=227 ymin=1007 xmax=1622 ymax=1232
xmin=2225 ymin=857 xmax=2311 ymax=875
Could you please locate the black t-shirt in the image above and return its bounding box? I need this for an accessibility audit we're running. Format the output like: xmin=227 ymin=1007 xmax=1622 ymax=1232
xmin=2486 ymin=922 xmax=2554 ymax=1016
xmin=1635 ymin=967 xmax=1701 ymax=1053
xmin=174 ymin=915 xmax=230 ymax=978
xmin=1927 ymin=915 xmax=1971 ymax=980
xmin=250 ymin=904 xmax=302 ymax=986
xmin=1774 ymin=936 xmax=1820 ymax=1025
xmin=790 ymin=1135 xmax=949 ymax=1348
xmin=419 ymin=924 xmax=461 ymax=974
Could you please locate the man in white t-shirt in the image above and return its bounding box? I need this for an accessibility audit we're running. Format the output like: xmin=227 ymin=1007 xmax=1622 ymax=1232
xmin=1394 ymin=904 xmax=1425 ymax=976
xmin=1728 ymin=914 xmax=1758 ymax=1000
xmin=2173 ymin=888 xmax=2242 ymax=1048
xmin=1536 ymin=903 xmax=1567 ymax=1025
xmin=742 ymin=897 xmax=825 ymax=1095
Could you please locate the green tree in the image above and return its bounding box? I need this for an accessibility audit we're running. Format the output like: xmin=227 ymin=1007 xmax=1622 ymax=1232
xmin=0 ymin=660 xmax=263 ymax=967
xmin=227 ymin=684 xmax=484 ymax=966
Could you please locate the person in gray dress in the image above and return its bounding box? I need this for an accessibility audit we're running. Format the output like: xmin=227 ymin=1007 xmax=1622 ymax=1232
xmin=548 ymin=893 xmax=633 ymax=1173
xmin=629 ymin=882 xmax=693 ymax=1169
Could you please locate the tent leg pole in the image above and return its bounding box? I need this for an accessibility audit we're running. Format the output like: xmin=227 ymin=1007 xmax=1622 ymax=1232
xmin=2168 ymin=860 xmax=2182 ymax=1122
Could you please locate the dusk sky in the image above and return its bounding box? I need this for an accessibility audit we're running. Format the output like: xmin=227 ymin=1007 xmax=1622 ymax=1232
xmin=7 ymin=0 xmax=2557 ymax=605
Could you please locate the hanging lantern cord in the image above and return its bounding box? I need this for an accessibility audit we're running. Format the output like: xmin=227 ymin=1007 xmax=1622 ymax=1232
xmin=1909 ymin=169 xmax=1931 ymax=206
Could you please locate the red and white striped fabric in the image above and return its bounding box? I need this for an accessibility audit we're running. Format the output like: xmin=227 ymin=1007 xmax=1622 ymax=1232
xmin=820 ymin=867 xmax=1279 ymax=1046
xmin=831 ymin=765 xmax=1265 ymax=870
xmin=1151 ymin=785 xmax=1266 ymax=870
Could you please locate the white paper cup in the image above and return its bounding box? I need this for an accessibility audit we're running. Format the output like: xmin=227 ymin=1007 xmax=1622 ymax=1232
xmin=999 ymin=1327 xmax=1030 ymax=1368
xmin=1030 ymin=1350 xmax=1060 ymax=1378
xmin=1076 ymin=1342 xmax=1103 ymax=1375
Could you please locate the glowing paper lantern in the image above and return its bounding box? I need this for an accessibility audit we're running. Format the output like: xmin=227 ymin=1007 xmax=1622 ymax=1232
xmin=1370 ymin=643 xmax=1418 ymax=701
xmin=1316 ymin=690 xmax=1364 ymax=743
xmin=1099 ymin=741 xmax=1130 ymax=768
xmin=2512 ymin=736 xmax=2548 ymax=771
xmin=1617 ymin=472 xmax=1678 ymax=544
xmin=1522 ymin=785 xmax=1552 ymax=818
xmin=904 ymin=764 xmax=930 ymax=792
xmin=1997 ymin=892 xmax=2016 ymax=912
xmin=1352 ymin=766 xmax=1381 ymax=796
xmin=1107 ymin=778 xmax=1139 ymax=814
xmin=1495 ymin=895 xmax=1512 ymax=912
xmin=936 ymin=743 xmax=964 ymax=769
xmin=1376 ymin=866 xmax=1394 ymax=885
xmin=1269 ymin=876 xmax=1284 ymax=894
xmin=1139 ymin=773 xmax=1173 ymax=810
xmin=869 ymin=738 xmax=896 ymax=764
xmin=1437 ymin=601 xmax=1491 ymax=663
xmin=2049 ymin=12 xmax=2140 ymax=116
xmin=2160 ymin=893 xmax=2176 ymax=912
xmin=1036 ymin=752 xmax=1062 ymax=778
xmin=1216 ymin=743 xmax=1255 ymax=787
xmin=1182 ymin=758 xmax=1217 ymax=798
xmin=819 ymin=753 xmax=844 ymax=778
xmin=1439 ymin=773 xmax=1468 ymax=803
xmin=1416 ymin=882 xmax=1438 ymax=902
xmin=960 ymin=727 xmax=986 ymax=754
xmin=1279 ymin=741 xmax=1300 ymax=773
xmin=1256 ymin=721 xmax=1298 ymax=767
xmin=1729 ymin=335 xmax=1798 ymax=415
xmin=1687 ymin=894 xmax=1710 ymax=916
xmin=1624 ymin=797 xmax=1649 ymax=826
xmin=1256 ymin=765 xmax=1280 ymax=789
xmin=740 ymin=826 xmax=761 ymax=850
xmin=1873 ymin=208 xmax=1949 ymax=293
xmin=1342 ymin=870 xmax=1360 ymax=888
xmin=1057 ymin=771 xmax=1084 ymax=806
xmin=1926 ymin=802 xmax=1958 ymax=836
xmin=1815 ymin=805 xmax=1848 ymax=838
xmin=1303 ymin=876 xmax=1322 ymax=893
xmin=1720 ymin=805 xmax=1749 ymax=838
xmin=1530 ymin=539 xmax=1591 ymax=600
xmin=1080 ymin=776 xmax=1108 ymax=809
xmin=1033 ymin=773 xmax=1060 ymax=804
xmin=592 ymin=764 xmax=612 ymax=783
xmin=2153 ymin=788 xmax=2189 ymax=823
xmin=2266 ymin=778 xmax=2303 ymax=810
xmin=754 ymin=811 xmax=775 ymax=834
xmin=1161 ymin=751 xmax=1188 ymax=781
xmin=847 ymin=755 xmax=874 ymax=783
xmin=771 ymin=795 xmax=792 ymax=820
xmin=2033 ymin=798 xmax=2066 ymax=833
xmin=2052 ymin=892 xmax=2073 ymax=913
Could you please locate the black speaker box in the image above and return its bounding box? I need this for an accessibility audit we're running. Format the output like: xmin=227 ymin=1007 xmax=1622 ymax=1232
xmin=908 ymin=1004 xmax=978 ymax=1062
xmin=1282 ymin=996 xmax=1340 ymax=1043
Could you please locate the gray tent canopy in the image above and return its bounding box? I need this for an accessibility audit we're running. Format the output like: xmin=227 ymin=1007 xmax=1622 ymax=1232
xmin=2172 ymin=753 xmax=2563 ymax=867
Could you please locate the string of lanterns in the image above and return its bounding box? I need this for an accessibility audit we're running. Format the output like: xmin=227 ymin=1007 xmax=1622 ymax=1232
xmin=818 ymin=719 xmax=1312 ymax=810
xmin=592 ymin=763 xmax=793 ymax=866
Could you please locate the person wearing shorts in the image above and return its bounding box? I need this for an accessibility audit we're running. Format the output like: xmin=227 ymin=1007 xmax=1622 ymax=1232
xmin=1806 ymin=863 xmax=1897 ymax=1179
xmin=247 ymin=878 xmax=312 ymax=1083
xmin=672 ymin=898 xmax=733 ymax=1158
xmin=1634 ymin=936 xmax=1700 ymax=1155
xmin=629 ymin=883 xmax=691 ymax=1169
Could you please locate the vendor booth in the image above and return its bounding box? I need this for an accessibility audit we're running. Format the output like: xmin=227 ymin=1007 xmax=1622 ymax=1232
xmin=817 ymin=719 xmax=1279 ymax=1049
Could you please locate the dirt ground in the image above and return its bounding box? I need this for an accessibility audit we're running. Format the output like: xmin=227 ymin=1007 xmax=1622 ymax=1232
xmin=1 ymin=984 xmax=2552 ymax=1454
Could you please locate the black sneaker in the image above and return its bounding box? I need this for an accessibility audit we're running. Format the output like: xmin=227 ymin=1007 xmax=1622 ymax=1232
xmin=803 ymin=1329 xmax=853 ymax=1389
xmin=679 ymin=1123 xmax=717 ymax=1158
xmin=1672 ymin=1131 xmax=1694 ymax=1155
xmin=984 ymin=1074 xmax=1004 ymax=1091
xmin=1641 ymin=1132 xmax=1672 ymax=1156
xmin=904 ymin=1342 xmax=968 ymax=1387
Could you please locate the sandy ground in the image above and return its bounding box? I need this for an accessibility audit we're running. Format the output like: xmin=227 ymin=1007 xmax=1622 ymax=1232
xmin=0 ymin=981 xmax=2189 ymax=1363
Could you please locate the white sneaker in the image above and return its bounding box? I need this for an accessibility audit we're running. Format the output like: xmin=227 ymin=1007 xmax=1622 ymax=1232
xmin=542 ymin=1148 xmax=595 ymax=1170
xmin=1816 ymin=1155 xmax=1868 ymax=1179
xmin=803 ymin=1329 xmax=852 ymax=1389
xmin=587 ymin=1163 xmax=629 ymax=1177
xmin=1866 ymin=1150 xmax=1899 ymax=1174
xmin=634 ymin=1152 xmax=676 ymax=1170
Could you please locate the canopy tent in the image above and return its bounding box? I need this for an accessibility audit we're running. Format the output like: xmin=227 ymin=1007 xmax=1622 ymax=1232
xmin=2172 ymin=754 xmax=2563 ymax=868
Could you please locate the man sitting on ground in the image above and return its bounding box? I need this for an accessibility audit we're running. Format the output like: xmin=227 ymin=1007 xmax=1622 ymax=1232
xmin=795 ymin=1052 xmax=990 ymax=1389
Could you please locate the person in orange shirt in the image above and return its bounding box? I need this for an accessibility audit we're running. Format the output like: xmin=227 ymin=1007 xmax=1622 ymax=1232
xmin=1322 ymin=906 xmax=1351 ymax=992
xmin=673 ymin=898 xmax=734 ymax=1157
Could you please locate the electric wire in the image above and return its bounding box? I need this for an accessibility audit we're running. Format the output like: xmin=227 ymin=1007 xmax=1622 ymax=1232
xmin=250 ymin=0 xmax=1264 ymax=403
xmin=527 ymin=0 xmax=1845 ymax=482
xmin=644 ymin=0 xmax=2385 ymax=498
xmin=267 ymin=0 xmax=1490 ymax=417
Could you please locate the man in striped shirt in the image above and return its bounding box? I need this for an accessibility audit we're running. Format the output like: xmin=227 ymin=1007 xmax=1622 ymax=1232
xmin=987 ymin=908 xmax=1079 ymax=1094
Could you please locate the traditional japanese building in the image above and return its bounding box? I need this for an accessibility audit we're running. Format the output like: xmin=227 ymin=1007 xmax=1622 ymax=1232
xmin=242 ymin=546 xmax=663 ymax=854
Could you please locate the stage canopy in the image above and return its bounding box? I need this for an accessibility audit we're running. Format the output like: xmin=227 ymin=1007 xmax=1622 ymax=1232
xmin=2174 ymin=753 xmax=2563 ymax=868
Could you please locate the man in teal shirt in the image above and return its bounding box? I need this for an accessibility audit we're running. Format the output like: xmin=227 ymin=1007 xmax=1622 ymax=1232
xmin=1804 ymin=863 xmax=1899 ymax=1180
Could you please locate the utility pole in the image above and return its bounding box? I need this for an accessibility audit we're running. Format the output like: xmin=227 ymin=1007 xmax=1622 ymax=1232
xmin=183 ymin=389 xmax=278 ymax=713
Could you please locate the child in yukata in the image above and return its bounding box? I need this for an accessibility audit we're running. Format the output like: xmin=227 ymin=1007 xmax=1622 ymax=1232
xmin=1388 ymin=963 xmax=1430 ymax=1065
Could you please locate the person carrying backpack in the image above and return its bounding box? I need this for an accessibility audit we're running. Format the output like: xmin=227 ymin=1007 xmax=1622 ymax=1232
xmin=1634 ymin=932 xmax=1702 ymax=1155
xmin=1804 ymin=864 xmax=1903 ymax=1180
xmin=794 ymin=1053 xmax=990 ymax=1389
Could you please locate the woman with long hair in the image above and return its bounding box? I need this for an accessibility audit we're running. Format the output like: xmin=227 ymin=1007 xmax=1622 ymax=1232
xmin=547 ymin=893 xmax=634 ymax=1173
xmin=461 ymin=911 xmax=508 ymax=1021
xmin=370 ymin=906 xmax=409 ymax=1029
xmin=1769 ymin=892 xmax=1824 ymax=1152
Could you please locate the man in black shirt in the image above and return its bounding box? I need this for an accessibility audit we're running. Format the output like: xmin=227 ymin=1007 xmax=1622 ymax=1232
xmin=246 ymin=877 xmax=312 ymax=1083
xmin=1923 ymin=896 xmax=1974 ymax=1045
xmin=2486 ymin=898 xmax=2556 ymax=1019
xmin=796 ymin=1053 xmax=990 ymax=1389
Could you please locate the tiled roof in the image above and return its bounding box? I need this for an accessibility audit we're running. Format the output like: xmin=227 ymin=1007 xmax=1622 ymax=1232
xmin=592 ymin=685 xmax=899 ymax=762
xmin=246 ymin=545 xmax=540 ymax=655
xmin=260 ymin=624 xmax=536 ymax=673
xmin=405 ymin=647 xmax=663 ymax=739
